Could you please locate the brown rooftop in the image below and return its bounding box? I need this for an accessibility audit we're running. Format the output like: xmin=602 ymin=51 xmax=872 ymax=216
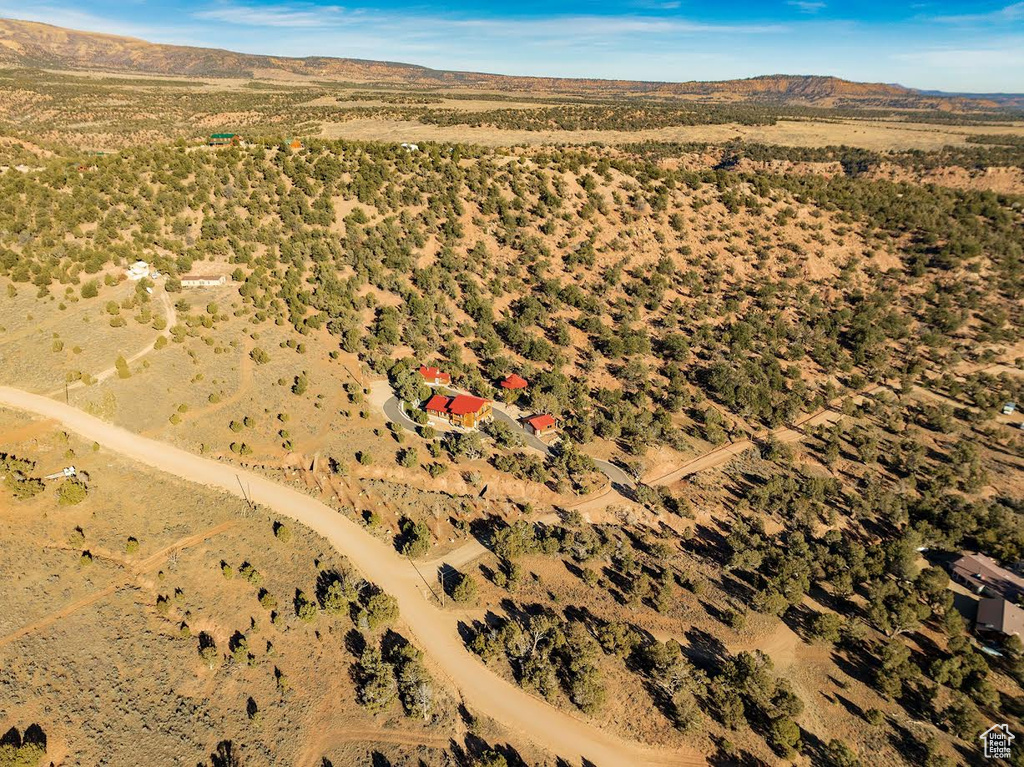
xmin=952 ymin=553 xmax=1024 ymax=601
xmin=977 ymin=597 xmax=1024 ymax=637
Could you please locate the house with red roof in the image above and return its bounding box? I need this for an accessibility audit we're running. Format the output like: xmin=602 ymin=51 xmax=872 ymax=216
xmin=425 ymin=394 xmax=452 ymax=419
xmin=424 ymin=393 xmax=493 ymax=429
xmin=500 ymin=373 xmax=528 ymax=391
xmin=524 ymin=413 xmax=557 ymax=437
xmin=419 ymin=366 xmax=452 ymax=386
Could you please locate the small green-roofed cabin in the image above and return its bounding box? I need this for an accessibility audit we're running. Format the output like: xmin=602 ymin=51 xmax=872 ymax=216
xmin=209 ymin=133 xmax=240 ymax=147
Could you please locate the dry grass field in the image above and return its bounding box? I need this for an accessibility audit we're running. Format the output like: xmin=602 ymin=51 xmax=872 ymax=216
xmin=0 ymin=280 xmax=157 ymax=393
xmin=1 ymin=408 xmax=562 ymax=767
xmin=321 ymin=116 xmax=1024 ymax=151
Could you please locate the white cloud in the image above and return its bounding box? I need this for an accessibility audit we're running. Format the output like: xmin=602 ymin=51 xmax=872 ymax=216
xmin=185 ymin=2 xmax=787 ymax=37
xmin=931 ymin=2 xmax=1024 ymax=24
xmin=0 ymin=4 xmax=174 ymax=38
xmin=787 ymin=1 xmax=826 ymax=14
xmin=193 ymin=3 xmax=346 ymax=28
xmin=448 ymin=15 xmax=787 ymax=36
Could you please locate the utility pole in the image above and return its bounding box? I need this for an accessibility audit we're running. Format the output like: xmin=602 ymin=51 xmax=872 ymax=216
xmin=236 ymin=475 xmax=255 ymax=515
xmin=438 ymin=569 xmax=445 ymax=607
xmin=65 ymin=383 xmax=69 ymax=404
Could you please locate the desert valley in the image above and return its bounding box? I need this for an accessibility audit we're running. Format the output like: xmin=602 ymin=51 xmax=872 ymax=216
xmin=0 ymin=13 xmax=1022 ymax=767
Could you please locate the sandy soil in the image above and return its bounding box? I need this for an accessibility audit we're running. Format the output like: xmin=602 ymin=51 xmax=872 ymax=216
xmin=0 ymin=386 xmax=700 ymax=767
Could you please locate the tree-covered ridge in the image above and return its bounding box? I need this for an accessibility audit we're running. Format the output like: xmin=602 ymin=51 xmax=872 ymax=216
xmin=0 ymin=139 xmax=1020 ymax=457
xmin=2 ymin=129 xmax=1023 ymax=765
xmin=419 ymin=103 xmax=780 ymax=131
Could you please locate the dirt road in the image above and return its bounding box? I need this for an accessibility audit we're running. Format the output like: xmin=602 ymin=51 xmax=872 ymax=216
xmin=0 ymin=386 xmax=698 ymax=767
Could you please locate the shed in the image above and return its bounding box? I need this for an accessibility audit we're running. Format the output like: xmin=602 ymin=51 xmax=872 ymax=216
xmin=500 ymin=374 xmax=528 ymax=390
xmin=181 ymin=274 xmax=227 ymax=288
xmin=525 ymin=414 xmax=557 ymax=436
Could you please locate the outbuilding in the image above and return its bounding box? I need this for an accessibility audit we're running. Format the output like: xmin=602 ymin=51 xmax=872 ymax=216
xmin=976 ymin=597 xmax=1024 ymax=637
xmin=209 ymin=133 xmax=240 ymax=147
xmin=418 ymin=366 xmax=452 ymax=386
xmin=525 ymin=414 xmax=557 ymax=437
xmin=181 ymin=274 xmax=227 ymax=288
xmin=500 ymin=374 xmax=528 ymax=391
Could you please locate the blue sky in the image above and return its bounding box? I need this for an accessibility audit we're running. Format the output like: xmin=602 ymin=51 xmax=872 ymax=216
xmin=3 ymin=1 xmax=1023 ymax=92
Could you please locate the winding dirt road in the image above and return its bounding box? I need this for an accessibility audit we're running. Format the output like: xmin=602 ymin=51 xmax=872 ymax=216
xmin=0 ymin=386 xmax=698 ymax=767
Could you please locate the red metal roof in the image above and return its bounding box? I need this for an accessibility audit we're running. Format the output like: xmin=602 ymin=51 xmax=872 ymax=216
xmin=419 ymin=366 xmax=451 ymax=382
xmin=526 ymin=414 xmax=556 ymax=430
xmin=448 ymin=395 xmax=489 ymax=416
xmin=500 ymin=373 xmax=528 ymax=389
xmin=424 ymin=394 xmax=451 ymax=413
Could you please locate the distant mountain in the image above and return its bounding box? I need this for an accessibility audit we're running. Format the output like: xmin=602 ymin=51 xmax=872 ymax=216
xmin=0 ymin=17 xmax=1011 ymax=108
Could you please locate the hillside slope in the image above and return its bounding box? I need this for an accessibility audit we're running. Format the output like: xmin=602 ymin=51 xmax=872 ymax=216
xmin=0 ymin=17 xmax=954 ymax=106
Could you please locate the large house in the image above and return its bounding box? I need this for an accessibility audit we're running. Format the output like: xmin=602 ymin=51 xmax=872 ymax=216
xmin=419 ymin=366 xmax=452 ymax=386
xmin=425 ymin=394 xmax=492 ymax=429
xmin=951 ymin=553 xmax=1024 ymax=602
xmin=976 ymin=597 xmax=1024 ymax=638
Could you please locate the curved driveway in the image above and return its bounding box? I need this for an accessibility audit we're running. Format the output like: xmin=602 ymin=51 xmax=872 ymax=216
xmin=381 ymin=394 xmax=635 ymax=490
xmin=0 ymin=386 xmax=696 ymax=767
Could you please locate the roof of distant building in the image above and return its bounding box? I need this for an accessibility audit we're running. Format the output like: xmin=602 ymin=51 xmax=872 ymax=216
xmin=419 ymin=366 xmax=451 ymax=382
xmin=448 ymin=395 xmax=489 ymax=416
xmin=526 ymin=414 xmax=557 ymax=430
xmin=977 ymin=597 xmax=1024 ymax=636
xmin=424 ymin=394 xmax=450 ymax=412
xmin=500 ymin=373 xmax=528 ymax=389
xmin=953 ymin=553 xmax=1024 ymax=596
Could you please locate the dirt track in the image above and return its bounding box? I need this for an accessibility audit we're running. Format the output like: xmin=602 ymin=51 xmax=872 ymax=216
xmin=0 ymin=520 xmax=235 ymax=650
xmin=0 ymin=385 xmax=700 ymax=767
xmin=46 ymin=288 xmax=177 ymax=397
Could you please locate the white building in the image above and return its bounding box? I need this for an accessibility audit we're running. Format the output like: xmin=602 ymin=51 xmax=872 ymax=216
xmin=180 ymin=274 xmax=226 ymax=288
xmin=126 ymin=260 xmax=150 ymax=281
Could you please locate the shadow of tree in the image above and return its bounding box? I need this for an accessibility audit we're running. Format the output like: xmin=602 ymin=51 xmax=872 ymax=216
xmin=451 ymin=733 xmax=529 ymax=767
xmin=203 ymin=740 xmax=242 ymax=767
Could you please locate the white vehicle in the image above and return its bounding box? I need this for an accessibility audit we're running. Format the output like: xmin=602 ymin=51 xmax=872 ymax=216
xmin=43 ymin=466 xmax=77 ymax=480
